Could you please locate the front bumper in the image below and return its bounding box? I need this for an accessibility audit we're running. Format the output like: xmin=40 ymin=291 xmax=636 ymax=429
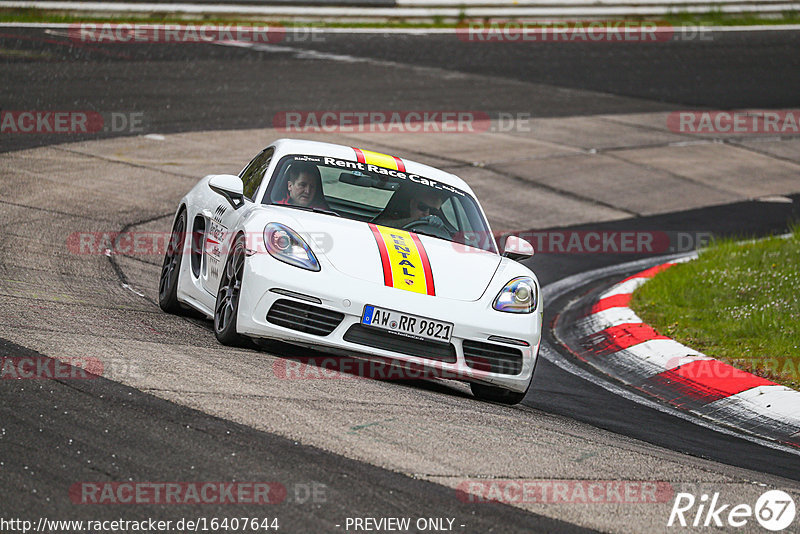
xmin=237 ymin=253 xmax=542 ymax=393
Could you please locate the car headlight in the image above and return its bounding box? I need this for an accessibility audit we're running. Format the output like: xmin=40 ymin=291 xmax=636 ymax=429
xmin=263 ymin=223 xmax=320 ymax=271
xmin=493 ymin=276 xmax=537 ymax=314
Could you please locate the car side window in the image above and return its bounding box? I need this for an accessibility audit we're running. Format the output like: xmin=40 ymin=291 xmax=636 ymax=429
xmin=240 ymin=147 xmax=274 ymax=201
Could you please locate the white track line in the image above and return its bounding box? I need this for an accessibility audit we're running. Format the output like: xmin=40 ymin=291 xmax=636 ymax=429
xmin=598 ymin=277 xmax=648 ymax=299
xmin=618 ymin=338 xmax=710 ymax=369
xmin=582 ymin=306 xmax=643 ymax=329
xmin=723 ymin=385 xmax=800 ymax=420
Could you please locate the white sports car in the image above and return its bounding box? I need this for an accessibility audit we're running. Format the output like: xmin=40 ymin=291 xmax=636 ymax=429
xmin=159 ymin=139 xmax=542 ymax=404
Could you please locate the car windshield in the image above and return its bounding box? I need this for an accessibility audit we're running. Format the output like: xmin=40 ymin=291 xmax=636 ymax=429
xmin=264 ymin=154 xmax=497 ymax=253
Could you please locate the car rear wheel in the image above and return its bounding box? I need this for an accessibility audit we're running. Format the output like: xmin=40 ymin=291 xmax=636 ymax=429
xmin=214 ymin=235 xmax=249 ymax=347
xmin=159 ymin=209 xmax=187 ymax=314
xmin=470 ymin=381 xmax=529 ymax=405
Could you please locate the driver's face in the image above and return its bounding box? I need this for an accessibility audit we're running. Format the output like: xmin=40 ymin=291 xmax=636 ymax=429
xmin=287 ymin=172 xmax=318 ymax=207
xmin=409 ymin=194 xmax=442 ymax=220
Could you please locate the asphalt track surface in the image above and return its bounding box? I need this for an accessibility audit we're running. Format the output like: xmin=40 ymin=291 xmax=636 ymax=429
xmin=2 ymin=27 xmax=800 ymax=153
xmin=2 ymin=27 xmax=800 ymax=532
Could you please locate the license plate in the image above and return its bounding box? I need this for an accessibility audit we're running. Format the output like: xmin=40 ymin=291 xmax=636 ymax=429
xmin=361 ymin=305 xmax=453 ymax=343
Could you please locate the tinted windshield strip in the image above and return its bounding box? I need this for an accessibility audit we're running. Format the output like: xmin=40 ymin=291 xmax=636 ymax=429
xmin=320 ymin=156 xmax=467 ymax=198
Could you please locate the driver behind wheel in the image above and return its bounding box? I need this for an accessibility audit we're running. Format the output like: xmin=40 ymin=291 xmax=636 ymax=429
xmin=375 ymin=189 xmax=444 ymax=229
xmin=277 ymin=162 xmax=329 ymax=209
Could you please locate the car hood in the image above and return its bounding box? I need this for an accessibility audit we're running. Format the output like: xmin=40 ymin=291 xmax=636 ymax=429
xmin=287 ymin=213 xmax=502 ymax=302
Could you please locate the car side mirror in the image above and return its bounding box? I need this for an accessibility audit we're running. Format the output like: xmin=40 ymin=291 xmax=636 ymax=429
xmin=502 ymin=235 xmax=534 ymax=261
xmin=208 ymin=174 xmax=245 ymax=209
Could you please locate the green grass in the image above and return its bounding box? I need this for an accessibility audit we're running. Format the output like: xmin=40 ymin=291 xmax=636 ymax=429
xmin=2 ymin=8 xmax=800 ymax=28
xmin=664 ymin=9 xmax=800 ymax=27
xmin=630 ymin=227 xmax=800 ymax=390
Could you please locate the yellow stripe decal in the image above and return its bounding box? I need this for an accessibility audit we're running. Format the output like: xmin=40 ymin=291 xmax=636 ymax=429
xmin=371 ymin=224 xmax=433 ymax=295
xmin=359 ymin=149 xmax=397 ymax=170
xmin=353 ymin=147 xmax=406 ymax=172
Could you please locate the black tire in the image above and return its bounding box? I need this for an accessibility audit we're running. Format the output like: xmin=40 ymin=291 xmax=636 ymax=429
xmin=159 ymin=209 xmax=187 ymax=314
xmin=214 ymin=235 xmax=249 ymax=347
xmin=470 ymin=381 xmax=530 ymax=405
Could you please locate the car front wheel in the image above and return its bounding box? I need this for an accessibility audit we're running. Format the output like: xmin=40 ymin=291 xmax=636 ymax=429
xmin=159 ymin=209 xmax=187 ymax=314
xmin=214 ymin=235 xmax=249 ymax=347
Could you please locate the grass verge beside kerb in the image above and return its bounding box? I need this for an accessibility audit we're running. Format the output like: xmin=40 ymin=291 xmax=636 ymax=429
xmin=630 ymin=226 xmax=800 ymax=391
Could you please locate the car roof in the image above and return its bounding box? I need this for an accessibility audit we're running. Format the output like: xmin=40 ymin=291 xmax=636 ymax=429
xmin=268 ymin=138 xmax=477 ymax=197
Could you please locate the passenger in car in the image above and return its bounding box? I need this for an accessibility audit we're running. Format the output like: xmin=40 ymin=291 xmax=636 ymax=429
xmin=375 ymin=188 xmax=445 ymax=229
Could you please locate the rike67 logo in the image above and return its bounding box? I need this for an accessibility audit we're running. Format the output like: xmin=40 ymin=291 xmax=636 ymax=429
xmin=668 ymin=490 xmax=796 ymax=531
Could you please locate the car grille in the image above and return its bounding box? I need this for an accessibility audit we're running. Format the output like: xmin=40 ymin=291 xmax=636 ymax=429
xmin=343 ymin=324 xmax=457 ymax=363
xmin=463 ymin=340 xmax=523 ymax=375
xmin=266 ymin=299 xmax=344 ymax=336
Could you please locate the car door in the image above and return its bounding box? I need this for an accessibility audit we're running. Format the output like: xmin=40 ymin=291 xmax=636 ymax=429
xmin=200 ymin=148 xmax=274 ymax=296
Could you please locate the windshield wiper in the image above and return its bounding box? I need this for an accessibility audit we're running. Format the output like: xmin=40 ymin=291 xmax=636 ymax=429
xmin=274 ymin=204 xmax=340 ymax=217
